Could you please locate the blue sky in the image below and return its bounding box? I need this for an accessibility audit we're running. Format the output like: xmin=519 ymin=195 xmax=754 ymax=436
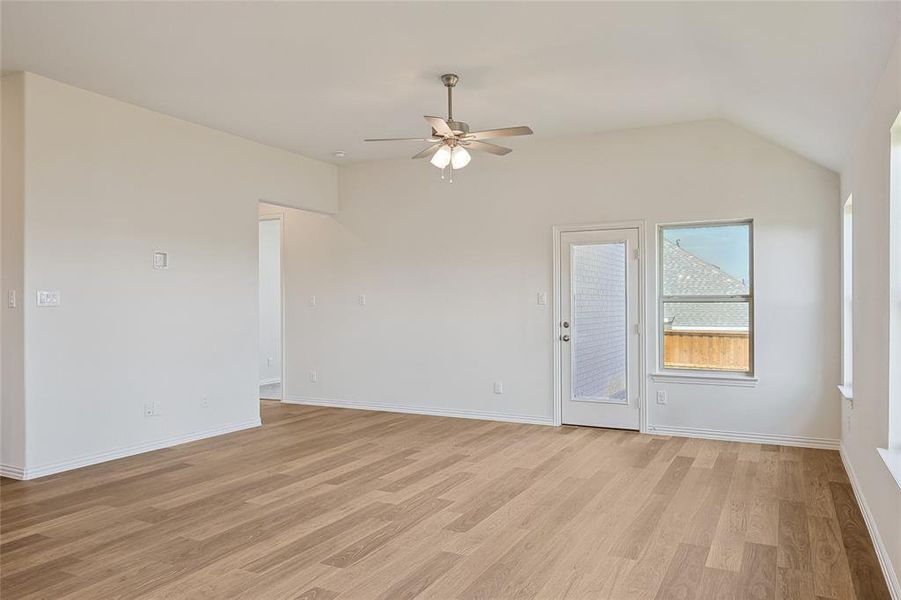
xmin=663 ymin=225 xmax=750 ymax=283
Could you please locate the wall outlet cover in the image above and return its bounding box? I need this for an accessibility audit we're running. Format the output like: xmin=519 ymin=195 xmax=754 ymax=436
xmin=36 ymin=290 xmax=61 ymax=307
xmin=153 ymin=251 xmax=169 ymax=269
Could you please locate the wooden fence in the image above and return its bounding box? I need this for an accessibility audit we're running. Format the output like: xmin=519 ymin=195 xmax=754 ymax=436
xmin=663 ymin=330 xmax=750 ymax=372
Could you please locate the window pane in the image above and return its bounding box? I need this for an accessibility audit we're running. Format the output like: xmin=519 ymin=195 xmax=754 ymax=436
xmin=572 ymin=243 xmax=627 ymax=402
xmin=662 ymin=224 xmax=750 ymax=296
xmin=663 ymin=301 xmax=750 ymax=371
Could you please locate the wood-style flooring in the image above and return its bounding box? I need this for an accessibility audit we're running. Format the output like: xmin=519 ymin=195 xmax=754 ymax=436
xmin=0 ymin=401 xmax=890 ymax=599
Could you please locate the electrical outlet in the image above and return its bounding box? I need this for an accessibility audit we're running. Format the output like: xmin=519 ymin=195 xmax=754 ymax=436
xmin=359 ymin=294 xmax=367 ymax=306
xmin=656 ymin=390 xmax=667 ymax=405
xmin=153 ymin=400 xmax=161 ymax=416
xmin=7 ymin=290 xmax=16 ymax=309
xmin=36 ymin=290 xmax=61 ymax=307
xmin=494 ymin=381 xmax=504 ymax=394
xmin=267 ymin=357 xmax=274 ymax=367
xmin=201 ymin=396 xmax=209 ymax=408
xmin=309 ymin=369 xmax=319 ymax=383
xmin=309 ymin=295 xmax=317 ymax=307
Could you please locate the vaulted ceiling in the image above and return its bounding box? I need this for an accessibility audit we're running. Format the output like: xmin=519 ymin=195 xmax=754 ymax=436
xmin=3 ymin=1 xmax=899 ymax=169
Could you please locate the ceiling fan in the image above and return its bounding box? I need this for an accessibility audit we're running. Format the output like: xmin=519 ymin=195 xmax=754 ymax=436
xmin=364 ymin=74 xmax=533 ymax=181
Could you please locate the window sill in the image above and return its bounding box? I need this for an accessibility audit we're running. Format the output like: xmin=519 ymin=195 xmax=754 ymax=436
xmin=837 ymin=385 xmax=854 ymax=400
xmin=650 ymin=372 xmax=758 ymax=387
xmin=877 ymin=448 xmax=901 ymax=490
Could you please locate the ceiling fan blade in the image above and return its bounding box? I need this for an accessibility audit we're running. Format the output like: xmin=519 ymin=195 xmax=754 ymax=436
xmin=411 ymin=143 xmax=442 ymax=159
xmin=464 ymin=140 xmax=513 ymax=156
xmin=465 ymin=126 xmax=533 ymax=140
xmin=424 ymin=116 xmax=454 ymax=137
xmin=364 ymin=137 xmax=438 ymax=142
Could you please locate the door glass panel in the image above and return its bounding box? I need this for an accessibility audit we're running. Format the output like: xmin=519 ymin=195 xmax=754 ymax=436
xmin=571 ymin=242 xmax=627 ymax=403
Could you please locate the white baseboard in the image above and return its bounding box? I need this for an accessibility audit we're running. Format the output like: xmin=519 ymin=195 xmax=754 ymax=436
xmin=0 ymin=464 xmax=26 ymax=479
xmin=646 ymin=424 xmax=840 ymax=450
xmin=283 ymin=395 xmax=555 ymax=427
xmin=840 ymin=444 xmax=901 ymax=599
xmin=259 ymin=378 xmax=281 ymax=386
xmin=0 ymin=418 xmax=262 ymax=481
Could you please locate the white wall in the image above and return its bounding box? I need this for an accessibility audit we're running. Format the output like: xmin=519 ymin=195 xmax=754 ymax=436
xmin=258 ymin=217 xmax=282 ymax=385
xmin=840 ymin=31 xmax=901 ymax=594
xmin=1 ymin=74 xmax=27 ymax=475
xmin=2 ymin=73 xmax=337 ymax=477
xmin=280 ymin=119 xmax=841 ymax=443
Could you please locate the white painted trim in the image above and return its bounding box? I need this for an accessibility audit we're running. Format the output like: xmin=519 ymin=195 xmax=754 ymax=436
xmin=648 ymin=424 xmax=840 ymax=449
xmin=259 ymin=377 xmax=282 ymax=386
xmin=840 ymin=444 xmax=901 ymax=599
xmin=650 ymin=372 xmax=759 ymax=387
xmin=0 ymin=464 xmax=26 ymax=479
xmin=283 ymin=395 xmax=555 ymax=426
xmin=877 ymin=447 xmax=901 ymax=490
xmin=837 ymin=384 xmax=854 ymax=400
xmin=552 ymin=220 xmax=647 ymax=431
xmin=0 ymin=419 xmax=261 ymax=481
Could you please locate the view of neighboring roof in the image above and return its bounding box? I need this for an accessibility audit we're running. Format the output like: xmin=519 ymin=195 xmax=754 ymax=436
xmin=663 ymin=239 xmax=750 ymax=330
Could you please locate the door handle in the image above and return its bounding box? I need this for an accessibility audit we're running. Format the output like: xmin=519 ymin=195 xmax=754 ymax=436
xmin=561 ymin=334 xmax=570 ymax=342
xmin=562 ymin=321 xmax=570 ymax=328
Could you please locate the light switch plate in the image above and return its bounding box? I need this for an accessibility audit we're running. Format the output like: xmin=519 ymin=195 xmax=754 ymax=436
xmin=36 ymin=290 xmax=61 ymax=307
xmin=7 ymin=290 xmax=16 ymax=308
xmin=537 ymin=292 xmax=547 ymax=305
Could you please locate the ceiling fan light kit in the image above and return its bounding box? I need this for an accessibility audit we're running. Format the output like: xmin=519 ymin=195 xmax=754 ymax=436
xmin=365 ymin=73 xmax=533 ymax=182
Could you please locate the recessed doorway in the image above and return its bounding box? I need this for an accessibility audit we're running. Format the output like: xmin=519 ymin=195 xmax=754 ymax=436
xmin=259 ymin=215 xmax=284 ymax=401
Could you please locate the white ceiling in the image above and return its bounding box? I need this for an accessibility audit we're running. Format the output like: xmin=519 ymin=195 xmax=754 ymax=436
xmin=3 ymin=1 xmax=899 ymax=169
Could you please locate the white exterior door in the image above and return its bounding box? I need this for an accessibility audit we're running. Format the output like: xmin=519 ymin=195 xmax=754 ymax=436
xmin=560 ymin=228 xmax=641 ymax=429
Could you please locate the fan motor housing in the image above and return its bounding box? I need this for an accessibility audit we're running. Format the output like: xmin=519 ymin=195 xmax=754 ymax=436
xmin=434 ymin=120 xmax=469 ymax=136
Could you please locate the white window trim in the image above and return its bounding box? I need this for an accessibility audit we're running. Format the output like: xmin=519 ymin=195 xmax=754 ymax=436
xmin=656 ymin=219 xmax=755 ymax=383
xmin=841 ymin=195 xmax=854 ymax=400
xmin=877 ymin=448 xmax=901 ymax=490
xmin=650 ymin=371 xmax=758 ymax=387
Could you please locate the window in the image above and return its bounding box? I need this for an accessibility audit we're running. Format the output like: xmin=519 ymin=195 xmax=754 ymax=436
xmin=842 ymin=195 xmax=853 ymax=394
xmin=659 ymin=221 xmax=753 ymax=374
xmin=890 ymin=114 xmax=901 ymax=451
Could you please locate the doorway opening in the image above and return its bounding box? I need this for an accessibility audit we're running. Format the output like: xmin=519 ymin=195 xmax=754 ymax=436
xmin=259 ymin=214 xmax=283 ymax=401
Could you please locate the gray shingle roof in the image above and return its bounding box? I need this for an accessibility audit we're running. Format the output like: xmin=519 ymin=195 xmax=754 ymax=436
xmin=663 ymin=239 xmax=749 ymax=296
xmin=663 ymin=239 xmax=749 ymax=330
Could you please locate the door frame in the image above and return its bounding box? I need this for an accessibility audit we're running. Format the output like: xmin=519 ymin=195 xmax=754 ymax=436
xmin=552 ymin=220 xmax=647 ymax=431
xmin=259 ymin=212 xmax=286 ymax=402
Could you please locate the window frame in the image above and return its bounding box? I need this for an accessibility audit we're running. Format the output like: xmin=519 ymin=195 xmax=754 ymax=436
xmin=841 ymin=195 xmax=853 ymax=397
xmin=657 ymin=219 xmax=755 ymax=378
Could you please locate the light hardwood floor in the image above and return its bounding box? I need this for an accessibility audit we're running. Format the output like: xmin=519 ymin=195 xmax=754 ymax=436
xmin=0 ymin=401 xmax=890 ymax=599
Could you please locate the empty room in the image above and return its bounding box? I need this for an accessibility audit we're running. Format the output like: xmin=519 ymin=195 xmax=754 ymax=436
xmin=2 ymin=1 xmax=900 ymax=598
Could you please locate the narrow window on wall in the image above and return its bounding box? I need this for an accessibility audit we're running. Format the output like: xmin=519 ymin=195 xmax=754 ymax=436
xmin=842 ymin=195 xmax=853 ymax=395
xmin=890 ymin=113 xmax=901 ymax=450
xmin=659 ymin=221 xmax=753 ymax=374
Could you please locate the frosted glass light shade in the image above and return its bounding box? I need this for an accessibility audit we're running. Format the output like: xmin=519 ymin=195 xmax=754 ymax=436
xmin=430 ymin=145 xmax=451 ymax=168
xmin=451 ymin=146 xmax=471 ymax=169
